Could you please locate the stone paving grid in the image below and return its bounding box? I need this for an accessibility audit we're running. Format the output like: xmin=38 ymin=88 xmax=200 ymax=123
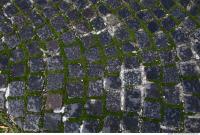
xmin=0 ymin=0 xmax=200 ymax=133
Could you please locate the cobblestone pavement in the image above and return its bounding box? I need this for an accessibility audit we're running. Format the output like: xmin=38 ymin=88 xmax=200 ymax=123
xmin=0 ymin=0 xmax=200 ymax=133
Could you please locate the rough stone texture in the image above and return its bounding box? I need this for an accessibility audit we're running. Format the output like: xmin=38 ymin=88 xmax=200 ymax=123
xmin=1 ymin=0 xmax=200 ymax=133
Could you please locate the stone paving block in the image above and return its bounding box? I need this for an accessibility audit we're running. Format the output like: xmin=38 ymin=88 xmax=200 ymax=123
xmin=184 ymin=96 xmax=200 ymax=113
xmin=28 ymin=76 xmax=44 ymax=91
xmin=8 ymin=81 xmax=25 ymax=97
xmin=23 ymin=114 xmax=40 ymax=132
xmin=47 ymin=56 xmax=64 ymax=71
xmin=142 ymin=121 xmax=160 ymax=133
xmin=162 ymin=108 xmax=182 ymax=128
xmin=88 ymin=64 xmax=104 ymax=77
xmin=106 ymin=90 xmax=121 ymax=112
xmin=66 ymin=82 xmax=84 ymax=98
xmin=30 ymin=58 xmax=45 ymax=72
xmin=81 ymin=120 xmax=100 ymax=133
xmin=85 ymin=99 xmax=102 ymax=116
xmin=185 ymin=117 xmax=200 ymax=132
xmin=44 ymin=113 xmax=61 ymax=132
xmin=163 ymin=86 xmax=180 ymax=104
xmin=123 ymin=70 xmax=142 ymax=86
xmin=64 ymin=121 xmax=81 ymax=133
xmin=27 ymin=96 xmax=42 ymax=112
xmin=143 ymin=101 xmax=161 ymax=119
xmin=64 ymin=103 xmax=82 ymax=118
xmin=88 ymin=79 xmax=103 ymax=97
xmin=68 ymin=64 xmax=84 ymax=78
xmin=7 ymin=99 xmax=24 ymax=118
xmin=179 ymin=62 xmax=200 ymax=76
xmin=11 ymin=63 xmax=25 ymax=77
xmin=46 ymin=74 xmax=64 ymax=90
xmin=102 ymin=116 xmax=121 ymax=133
xmin=65 ymin=46 xmax=81 ymax=60
xmin=182 ymin=79 xmax=200 ymax=93
xmin=125 ymin=88 xmax=141 ymax=112
xmin=45 ymin=94 xmax=62 ymax=110
xmin=124 ymin=56 xmax=140 ymax=69
xmin=121 ymin=116 xmax=139 ymax=132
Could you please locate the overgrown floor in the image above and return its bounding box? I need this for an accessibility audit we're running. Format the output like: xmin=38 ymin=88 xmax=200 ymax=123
xmin=0 ymin=0 xmax=200 ymax=133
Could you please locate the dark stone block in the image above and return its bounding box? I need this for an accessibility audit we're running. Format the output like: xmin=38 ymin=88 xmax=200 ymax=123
xmin=184 ymin=96 xmax=200 ymax=113
xmin=99 ymin=31 xmax=112 ymax=45
xmin=123 ymin=70 xmax=142 ymax=86
xmin=122 ymin=116 xmax=139 ymax=132
xmin=115 ymin=28 xmax=129 ymax=41
xmin=102 ymin=116 xmax=120 ymax=133
xmin=8 ymin=81 xmax=25 ymax=97
xmin=104 ymin=76 xmax=121 ymax=89
xmin=125 ymin=88 xmax=141 ymax=112
xmin=98 ymin=4 xmax=110 ymax=15
xmin=163 ymin=66 xmax=180 ymax=83
xmin=126 ymin=19 xmax=140 ymax=30
xmin=47 ymin=74 xmax=64 ymax=90
xmin=136 ymin=30 xmax=150 ymax=48
xmin=85 ymin=47 xmax=100 ymax=62
xmin=161 ymin=0 xmax=174 ymax=10
xmin=163 ymin=108 xmax=181 ymax=127
xmin=179 ymin=62 xmax=199 ymax=76
xmin=163 ymin=86 xmax=180 ymax=104
xmin=28 ymin=76 xmax=44 ymax=91
xmin=7 ymin=99 xmax=24 ymax=118
xmin=19 ymin=26 xmax=34 ymax=40
xmin=10 ymin=48 xmax=24 ymax=62
xmin=68 ymin=64 xmax=84 ymax=78
xmin=47 ymin=56 xmax=64 ymax=71
xmin=124 ymin=56 xmax=140 ymax=69
xmin=44 ymin=113 xmax=61 ymax=132
xmin=67 ymin=82 xmax=84 ymax=98
xmin=4 ymin=35 xmax=20 ymax=49
xmin=145 ymin=66 xmax=161 ymax=81
xmin=88 ymin=64 xmax=104 ymax=77
xmin=23 ymin=114 xmax=40 ymax=132
xmin=105 ymin=46 xmax=117 ymax=56
xmin=64 ymin=103 xmax=82 ymax=118
xmin=148 ymin=21 xmax=159 ymax=33
xmin=63 ymin=42 xmax=78 ymax=53
xmin=81 ymin=120 xmax=99 ymax=133
xmin=91 ymin=17 xmax=105 ymax=31
xmin=142 ymin=121 xmax=160 ymax=133
xmin=144 ymin=83 xmax=160 ymax=99
xmin=106 ymin=90 xmax=121 ymax=112
xmin=64 ymin=121 xmax=81 ymax=133
xmin=88 ymin=80 xmax=103 ymax=97
xmin=27 ymin=96 xmax=42 ymax=112
xmin=106 ymin=58 xmax=121 ymax=72
xmin=177 ymin=46 xmax=193 ymax=61
xmin=37 ymin=26 xmax=52 ymax=40
xmin=162 ymin=17 xmax=175 ymax=31
xmin=11 ymin=63 xmax=25 ymax=77
xmin=30 ymin=58 xmax=45 ymax=72
xmin=185 ymin=118 xmax=200 ymax=132
xmin=153 ymin=8 xmax=165 ymax=18
xmin=46 ymin=40 xmax=60 ymax=54
xmin=118 ymin=8 xmax=131 ymax=19
xmin=51 ymin=16 xmax=67 ymax=32
xmin=85 ymin=99 xmax=102 ymax=116
xmin=182 ymin=79 xmax=200 ymax=93
xmin=143 ymin=102 xmax=161 ymax=119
